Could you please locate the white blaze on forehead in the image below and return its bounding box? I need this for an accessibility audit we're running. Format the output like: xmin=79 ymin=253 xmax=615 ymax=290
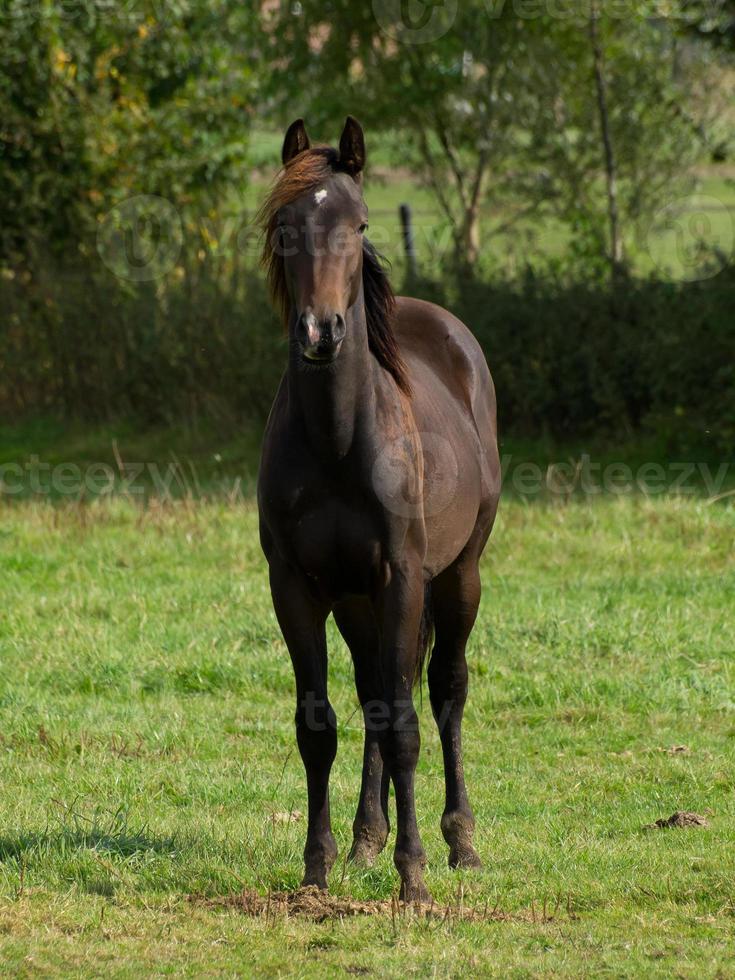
xmin=314 ymin=188 xmax=328 ymax=205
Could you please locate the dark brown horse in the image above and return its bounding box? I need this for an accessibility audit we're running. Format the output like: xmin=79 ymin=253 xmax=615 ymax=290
xmin=257 ymin=117 xmax=500 ymax=901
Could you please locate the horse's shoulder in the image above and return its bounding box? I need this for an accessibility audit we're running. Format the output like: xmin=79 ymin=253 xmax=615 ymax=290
xmin=395 ymin=294 xmax=484 ymax=356
xmin=392 ymin=295 xmax=491 ymax=398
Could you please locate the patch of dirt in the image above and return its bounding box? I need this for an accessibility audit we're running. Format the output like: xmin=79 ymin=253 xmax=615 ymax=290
xmin=193 ymin=886 xmax=574 ymax=924
xmin=646 ymin=811 xmax=709 ymax=830
xmin=270 ymin=810 xmax=303 ymax=824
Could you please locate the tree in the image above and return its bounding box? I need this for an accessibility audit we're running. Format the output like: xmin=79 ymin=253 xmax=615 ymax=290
xmin=674 ymin=0 xmax=735 ymax=161
xmin=0 ymin=0 xmax=260 ymax=269
xmin=0 ymin=0 xmax=264 ymax=419
xmin=519 ymin=4 xmax=704 ymax=280
xmin=679 ymin=0 xmax=735 ymax=50
xmin=263 ymin=2 xmax=555 ymax=272
xmin=590 ymin=1 xmax=623 ymax=279
xmin=263 ymin=1 xmax=706 ymax=276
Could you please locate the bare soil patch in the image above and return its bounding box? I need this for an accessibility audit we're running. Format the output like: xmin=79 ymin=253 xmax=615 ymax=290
xmin=193 ymin=886 xmax=573 ymax=924
xmin=647 ymin=811 xmax=709 ymax=830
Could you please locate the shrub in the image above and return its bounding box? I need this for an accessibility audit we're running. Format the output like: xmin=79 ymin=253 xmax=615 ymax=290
xmin=435 ymin=265 xmax=734 ymax=457
xmin=2 ymin=257 xmax=733 ymax=457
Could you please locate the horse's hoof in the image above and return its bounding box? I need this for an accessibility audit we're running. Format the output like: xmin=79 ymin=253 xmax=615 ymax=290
xmin=448 ymin=846 xmax=483 ymax=870
xmin=441 ymin=811 xmax=480 ymax=870
xmin=301 ymin=857 xmax=334 ymax=891
xmin=348 ymin=827 xmax=388 ymax=867
xmin=302 ymin=837 xmax=337 ymax=890
xmin=348 ymin=840 xmax=380 ymax=868
xmin=301 ymin=871 xmax=329 ymax=890
xmin=398 ymin=876 xmax=432 ymax=904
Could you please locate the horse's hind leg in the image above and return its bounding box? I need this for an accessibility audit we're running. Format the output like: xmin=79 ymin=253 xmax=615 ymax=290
xmin=427 ymin=548 xmax=485 ymax=870
xmin=333 ymin=597 xmax=390 ymax=866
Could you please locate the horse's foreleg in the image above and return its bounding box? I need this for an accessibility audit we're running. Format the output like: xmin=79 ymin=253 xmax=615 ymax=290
xmin=333 ymin=598 xmax=390 ymax=867
xmin=427 ymin=555 xmax=483 ymax=869
xmin=377 ymin=559 xmax=431 ymax=903
xmin=269 ymin=559 xmax=336 ymax=890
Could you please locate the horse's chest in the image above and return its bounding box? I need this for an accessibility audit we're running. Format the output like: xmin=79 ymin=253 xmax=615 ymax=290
xmin=280 ymin=494 xmax=383 ymax=598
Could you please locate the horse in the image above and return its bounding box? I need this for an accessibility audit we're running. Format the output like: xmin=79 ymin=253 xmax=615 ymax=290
xmin=257 ymin=116 xmax=500 ymax=901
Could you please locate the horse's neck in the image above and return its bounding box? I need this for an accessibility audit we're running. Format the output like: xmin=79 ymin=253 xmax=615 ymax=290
xmin=288 ymin=302 xmax=376 ymax=461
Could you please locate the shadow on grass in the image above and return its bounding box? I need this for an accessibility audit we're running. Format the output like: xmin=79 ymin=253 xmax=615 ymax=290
xmin=0 ymin=827 xmax=177 ymax=862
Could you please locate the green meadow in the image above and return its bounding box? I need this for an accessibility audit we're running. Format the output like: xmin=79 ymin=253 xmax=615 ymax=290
xmin=1 ymin=477 xmax=733 ymax=976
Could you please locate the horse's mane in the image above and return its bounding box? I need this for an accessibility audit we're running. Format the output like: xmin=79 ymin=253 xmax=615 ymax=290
xmin=257 ymin=146 xmax=410 ymax=395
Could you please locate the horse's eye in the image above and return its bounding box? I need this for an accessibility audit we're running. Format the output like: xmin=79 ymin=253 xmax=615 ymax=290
xmin=358 ymin=222 xmax=368 ymax=234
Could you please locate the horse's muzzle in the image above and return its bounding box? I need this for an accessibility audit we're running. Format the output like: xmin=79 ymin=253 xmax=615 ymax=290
xmin=297 ymin=311 xmax=346 ymax=363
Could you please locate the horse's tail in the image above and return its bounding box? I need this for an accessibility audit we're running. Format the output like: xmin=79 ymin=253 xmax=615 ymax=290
xmin=414 ymin=581 xmax=435 ymax=688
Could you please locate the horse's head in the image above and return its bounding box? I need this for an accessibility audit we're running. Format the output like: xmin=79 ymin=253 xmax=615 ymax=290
xmin=262 ymin=117 xmax=369 ymax=365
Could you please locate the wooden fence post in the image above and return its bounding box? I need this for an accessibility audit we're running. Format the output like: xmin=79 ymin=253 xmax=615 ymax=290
xmin=399 ymin=203 xmax=418 ymax=282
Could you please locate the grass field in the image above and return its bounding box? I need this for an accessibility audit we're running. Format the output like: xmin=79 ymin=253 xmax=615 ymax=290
xmin=1 ymin=485 xmax=734 ymax=976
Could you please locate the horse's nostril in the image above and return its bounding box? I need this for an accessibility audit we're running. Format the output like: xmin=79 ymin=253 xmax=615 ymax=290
xmin=330 ymin=314 xmax=346 ymax=344
xmin=297 ymin=311 xmax=346 ymax=360
xmin=297 ymin=312 xmax=319 ymax=347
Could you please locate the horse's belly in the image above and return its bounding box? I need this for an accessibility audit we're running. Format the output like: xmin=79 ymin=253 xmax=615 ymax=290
xmin=420 ymin=433 xmax=494 ymax=575
xmin=290 ymin=505 xmax=382 ymax=599
xmin=423 ymin=489 xmax=482 ymax=575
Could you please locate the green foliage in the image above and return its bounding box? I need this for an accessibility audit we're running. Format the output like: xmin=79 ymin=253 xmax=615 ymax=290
xmin=0 ymin=258 xmax=283 ymax=422
xmin=1 ymin=3 xmax=731 ymax=449
xmin=679 ymin=0 xmax=735 ymax=50
xmin=3 ymin=252 xmax=732 ymax=455
xmin=264 ymin=1 xmax=706 ymax=267
xmin=424 ymin=263 xmax=735 ymax=456
xmin=0 ymin=0 xmax=260 ymax=267
xmin=521 ymin=11 xmax=701 ymax=262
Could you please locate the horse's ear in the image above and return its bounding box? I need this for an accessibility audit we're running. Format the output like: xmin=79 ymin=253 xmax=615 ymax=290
xmin=338 ymin=116 xmax=365 ymax=178
xmin=282 ymin=118 xmax=311 ymax=165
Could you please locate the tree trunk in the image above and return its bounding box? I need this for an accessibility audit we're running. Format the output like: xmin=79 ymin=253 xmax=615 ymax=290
xmin=462 ymin=204 xmax=481 ymax=270
xmin=590 ymin=4 xmax=623 ymax=283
